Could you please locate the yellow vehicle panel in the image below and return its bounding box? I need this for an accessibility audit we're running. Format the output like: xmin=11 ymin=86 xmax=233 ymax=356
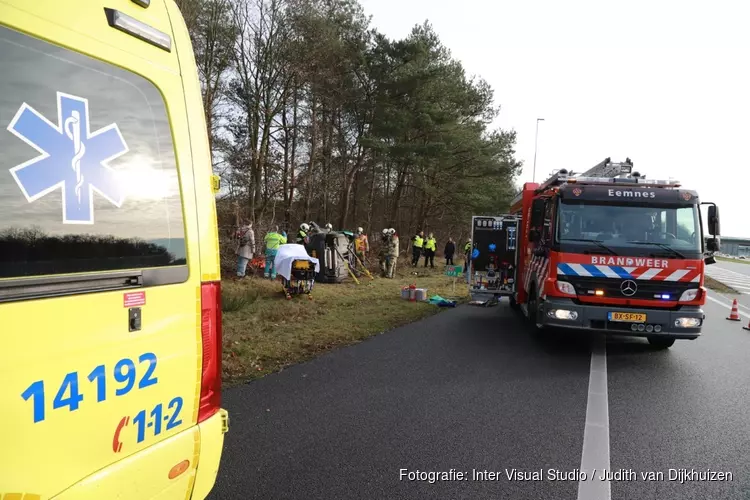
xmin=0 ymin=0 xmax=226 ymax=499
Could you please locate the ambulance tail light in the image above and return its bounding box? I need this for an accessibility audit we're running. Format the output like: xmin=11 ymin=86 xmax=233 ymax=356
xmin=199 ymin=281 xmax=222 ymax=423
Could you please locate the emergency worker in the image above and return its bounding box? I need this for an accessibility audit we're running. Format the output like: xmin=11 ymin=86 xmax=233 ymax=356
xmin=464 ymin=238 xmax=472 ymax=264
xmin=235 ymin=220 xmax=255 ymax=278
xmin=387 ymin=228 xmax=399 ymax=278
xmin=411 ymin=230 xmax=424 ymax=267
xmin=423 ymin=232 xmax=436 ymax=268
xmin=297 ymin=223 xmax=310 ymax=245
xmin=354 ymin=226 xmax=369 ymax=265
xmin=379 ymin=228 xmax=390 ymax=277
xmin=464 ymin=238 xmax=472 ymax=283
xmin=264 ymin=225 xmax=287 ymax=279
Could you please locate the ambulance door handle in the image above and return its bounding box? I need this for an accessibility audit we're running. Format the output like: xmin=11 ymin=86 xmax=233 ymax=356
xmin=129 ymin=307 xmax=142 ymax=332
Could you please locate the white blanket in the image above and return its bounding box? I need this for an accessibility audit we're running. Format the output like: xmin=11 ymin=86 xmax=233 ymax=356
xmin=273 ymin=244 xmax=320 ymax=281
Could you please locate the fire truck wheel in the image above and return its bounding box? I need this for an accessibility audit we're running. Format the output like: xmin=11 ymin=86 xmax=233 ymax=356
xmin=509 ymin=296 xmax=520 ymax=311
xmin=527 ymin=286 xmax=543 ymax=330
xmin=647 ymin=337 xmax=675 ymax=349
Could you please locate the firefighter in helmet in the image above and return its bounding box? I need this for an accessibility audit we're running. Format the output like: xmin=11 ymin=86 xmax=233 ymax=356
xmin=353 ymin=226 xmax=369 ymax=267
xmin=386 ymin=228 xmax=399 ymax=278
xmin=297 ymin=223 xmax=310 ymax=245
xmin=379 ymin=228 xmax=390 ymax=277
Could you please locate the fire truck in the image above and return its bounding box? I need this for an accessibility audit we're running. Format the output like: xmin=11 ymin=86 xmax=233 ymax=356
xmin=468 ymin=158 xmax=721 ymax=348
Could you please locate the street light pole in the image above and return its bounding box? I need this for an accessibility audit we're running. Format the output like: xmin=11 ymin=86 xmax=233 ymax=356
xmin=532 ymin=117 xmax=545 ymax=183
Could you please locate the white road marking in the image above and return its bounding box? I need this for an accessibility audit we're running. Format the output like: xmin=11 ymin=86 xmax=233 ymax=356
xmin=705 ymin=294 xmax=750 ymax=319
xmin=705 ymin=265 xmax=750 ymax=294
xmin=573 ymin=291 xmax=746 ymax=500
xmin=577 ymin=336 xmax=610 ymax=500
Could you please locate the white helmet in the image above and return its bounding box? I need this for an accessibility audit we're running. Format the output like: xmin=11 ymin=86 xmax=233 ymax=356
xmin=382 ymin=228 xmax=389 ymax=235
xmin=357 ymin=226 xmax=364 ymax=233
xmin=325 ymin=223 xmax=333 ymax=230
xmin=300 ymin=223 xmax=310 ymax=231
xmin=389 ymin=228 xmax=396 ymax=235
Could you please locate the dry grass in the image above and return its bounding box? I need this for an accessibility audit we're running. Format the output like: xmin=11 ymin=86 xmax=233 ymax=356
xmin=220 ymin=265 xmax=469 ymax=385
xmin=704 ymin=276 xmax=739 ymax=294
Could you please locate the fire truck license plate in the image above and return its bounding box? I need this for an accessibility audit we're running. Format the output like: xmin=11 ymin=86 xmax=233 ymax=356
xmin=608 ymin=312 xmax=647 ymax=322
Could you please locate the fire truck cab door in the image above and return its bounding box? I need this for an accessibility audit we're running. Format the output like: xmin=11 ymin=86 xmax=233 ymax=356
xmin=469 ymin=215 xmax=519 ymax=296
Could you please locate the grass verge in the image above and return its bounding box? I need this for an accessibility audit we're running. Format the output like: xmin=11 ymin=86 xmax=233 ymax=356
xmin=704 ymin=275 xmax=739 ymax=294
xmin=717 ymin=256 xmax=750 ymax=265
xmin=221 ymin=266 xmax=469 ymax=385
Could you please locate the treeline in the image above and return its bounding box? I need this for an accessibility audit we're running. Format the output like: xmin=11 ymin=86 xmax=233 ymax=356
xmin=176 ymin=0 xmax=521 ymax=241
xmin=0 ymin=227 xmax=182 ymax=277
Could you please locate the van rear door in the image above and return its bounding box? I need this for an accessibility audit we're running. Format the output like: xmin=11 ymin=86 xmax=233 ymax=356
xmin=0 ymin=1 xmax=203 ymax=498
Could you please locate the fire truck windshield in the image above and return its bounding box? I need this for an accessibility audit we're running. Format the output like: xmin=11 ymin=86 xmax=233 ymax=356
xmin=556 ymin=200 xmax=701 ymax=257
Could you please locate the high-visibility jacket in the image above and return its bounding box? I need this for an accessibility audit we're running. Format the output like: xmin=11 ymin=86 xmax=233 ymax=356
xmin=464 ymin=241 xmax=472 ymax=252
xmin=296 ymin=230 xmax=307 ymax=244
xmin=424 ymin=237 xmax=436 ymax=251
xmin=413 ymin=235 xmax=424 ymax=248
xmin=265 ymin=231 xmax=286 ymax=250
xmin=354 ymin=234 xmax=369 ymax=252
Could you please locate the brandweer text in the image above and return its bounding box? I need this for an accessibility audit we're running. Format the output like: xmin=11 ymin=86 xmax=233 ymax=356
xmin=590 ymin=256 xmax=669 ymax=267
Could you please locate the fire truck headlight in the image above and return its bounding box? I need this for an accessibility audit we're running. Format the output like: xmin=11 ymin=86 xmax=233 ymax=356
xmin=674 ymin=317 xmax=701 ymax=328
xmin=556 ymin=281 xmax=576 ymax=295
xmin=678 ymin=289 xmax=699 ymax=302
xmin=547 ymin=309 xmax=578 ymax=320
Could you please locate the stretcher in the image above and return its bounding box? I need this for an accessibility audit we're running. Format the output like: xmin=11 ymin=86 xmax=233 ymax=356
xmin=274 ymin=244 xmax=320 ymax=300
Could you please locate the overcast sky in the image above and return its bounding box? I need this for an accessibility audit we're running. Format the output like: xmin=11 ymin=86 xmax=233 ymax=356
xmin=358 ymin=0 xmax=749 ymax=237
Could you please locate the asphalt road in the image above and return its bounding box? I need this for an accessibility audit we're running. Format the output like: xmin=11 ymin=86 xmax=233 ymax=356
xmin=705 ymin=261 xmax=750 ymax=310
xmin=208 ymin=295 xmax=750 ymax=500
xmin=706 ymin=260 xmax=750 ymax=290
xmin=715 ymin=259 xmax=750 ymax=277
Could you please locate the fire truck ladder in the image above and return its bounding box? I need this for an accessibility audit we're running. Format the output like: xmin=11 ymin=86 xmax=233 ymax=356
xmin=579 ymin=157 xmax=634 ymax=178
xmin=535 ymin=157 xmax=680 ymax=192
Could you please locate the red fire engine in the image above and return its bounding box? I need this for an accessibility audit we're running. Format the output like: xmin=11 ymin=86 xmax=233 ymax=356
xmin=502 ymin=157 xmax=721 ymax=348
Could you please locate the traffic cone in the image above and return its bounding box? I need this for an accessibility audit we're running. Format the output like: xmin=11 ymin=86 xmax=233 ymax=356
xmin=727 ymin=299 xmax=741 ymax=321
xmin=743 ymin=318 xmax=750 ymax=331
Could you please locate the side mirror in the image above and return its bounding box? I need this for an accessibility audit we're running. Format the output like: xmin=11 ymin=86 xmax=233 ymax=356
xmin=707 ymin=204 xmax=720 ymax=236
xmin=529 ymin=229 xmax=541 ymax=243
xmin=530 ymin=198 xmax=546 ymax=228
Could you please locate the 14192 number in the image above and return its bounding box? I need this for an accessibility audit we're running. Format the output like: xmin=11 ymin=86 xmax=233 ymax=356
xmin=21 ymin=353 xmax=158 ymax=423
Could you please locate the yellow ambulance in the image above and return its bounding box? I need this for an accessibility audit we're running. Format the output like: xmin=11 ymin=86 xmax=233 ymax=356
xmin=0 ymin=0 xmax=228 ymax=498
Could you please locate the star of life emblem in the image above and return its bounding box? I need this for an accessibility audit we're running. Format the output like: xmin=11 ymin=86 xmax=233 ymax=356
xmin=7 ymin=92 xmax=129 ymax=224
